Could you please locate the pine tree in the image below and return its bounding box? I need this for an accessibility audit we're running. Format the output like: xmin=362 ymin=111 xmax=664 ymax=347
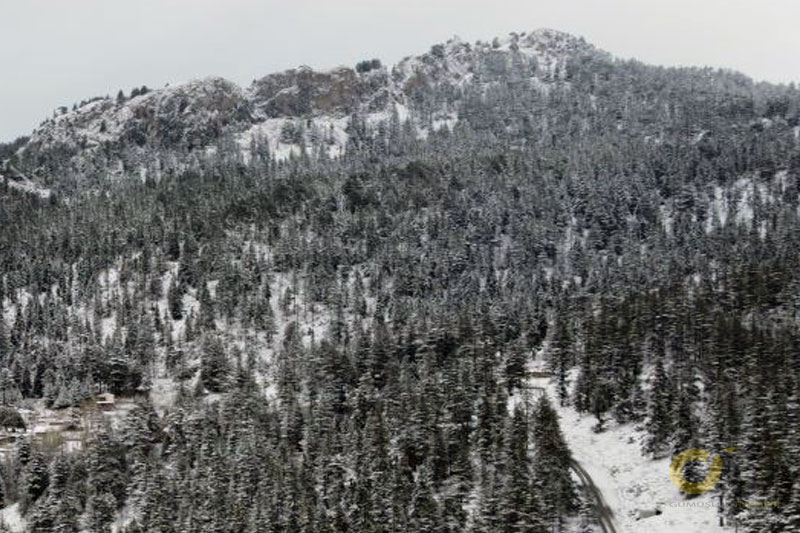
xmin=643 ymin=357 xmax=672 ymax=457
xmin=532 ymin=396 xmax=576 ymax=522
xmin=198 ymin=279 xmax=216 ymax=330
xmin=785 ymin=480 xmax=800 ymax=532
xmin=87 ymin=491 xmax=117 ymax=533
xmin=501 ymin=405 xmax=547 ymax=532
xmin=20 ymin=448 xmax=49 ymax=510
xmin=590 ymin=378 xmax=614 ymax=432
xmin=165 ymin=232 xmax=181 ymax=262
xmin=200 ymin=335 xmax=229 ymax=393
xmin=408 ymin=460 xmax=439 ymax=532
xmin=0 ymin=308 xmax=8 ymax=366
xmin=672 ymin=384 xmax=700 ymax=496
xmin=550 ymin=317 xmax=572 ymax=406
xmin=504 ymin=340 xmax=527 ymax=392
xmin=167 ymin=279 xmax=183 ymax=321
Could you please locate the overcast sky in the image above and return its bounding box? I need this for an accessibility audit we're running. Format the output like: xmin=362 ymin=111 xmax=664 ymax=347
xmin=1 ymin=0 xmax=799 ymax=141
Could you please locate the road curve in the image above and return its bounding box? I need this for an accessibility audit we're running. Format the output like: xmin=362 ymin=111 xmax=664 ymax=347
xmin=569 ymin=458 xmax=618 ymax=533
xmin=524 ymin=376 xmax=620 ymax=532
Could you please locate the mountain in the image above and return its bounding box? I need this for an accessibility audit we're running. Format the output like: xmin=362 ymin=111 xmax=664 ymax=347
xmin=1 ymin=29 xmax=800 ymax=533
xmin=8 ymin=28 xmax=797 ymax=191
xmin=6 ymin=29 xmax=602 ymax=183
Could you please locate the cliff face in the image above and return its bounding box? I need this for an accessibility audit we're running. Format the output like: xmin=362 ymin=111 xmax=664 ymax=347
xmin=8 ymin=29 xmax=599 ymax=182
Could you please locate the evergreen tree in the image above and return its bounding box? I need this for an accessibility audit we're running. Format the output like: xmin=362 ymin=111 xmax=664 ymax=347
xmin=531 ymin=396 xmax=576 ymax=522
xmin=501 ymin=405 xmax=546 ymax=532
xmin=167 ymin=279 xmax=184 ymax=321
xmin=643 ymin=357 xmax=672 ymax=457
xmin=200 ymin=335 xmax=229 ymax=393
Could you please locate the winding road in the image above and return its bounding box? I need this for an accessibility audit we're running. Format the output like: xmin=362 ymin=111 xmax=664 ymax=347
xmin=569 ymin=458 xmax=618 ymax=533
xmin=524 ymin=378 xmax=620 ymax=533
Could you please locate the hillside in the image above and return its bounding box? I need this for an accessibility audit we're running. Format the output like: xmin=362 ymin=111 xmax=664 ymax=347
xmin=8 ymin=30 xmax=596 ymax=180
xmin=0 ymin=29 xmax=799 ymax=533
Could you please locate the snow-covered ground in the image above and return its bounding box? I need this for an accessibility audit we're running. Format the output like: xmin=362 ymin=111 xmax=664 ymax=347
xmin=0 ymin=503 xmax=25 ymax=532
xmin=4 ymin=176 xmax=52 ymax=199
xmin=529 ymin=373 xmax=732 ymax=533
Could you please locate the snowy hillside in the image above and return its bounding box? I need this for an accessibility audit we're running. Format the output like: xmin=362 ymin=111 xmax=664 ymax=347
xmin=532 ymin=374 xmax=734 ymax=533
xmin=7 ymin=29 xmax=597 ymax=180
xmin=1 ymin=24 xmax=799 ymax=533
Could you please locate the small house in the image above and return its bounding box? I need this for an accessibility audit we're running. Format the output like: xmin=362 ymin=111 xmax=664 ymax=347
xmin=528 ymin=359 xmax=554 ymax=378
xmin=96 ymin=393 xmax=116 ymax=411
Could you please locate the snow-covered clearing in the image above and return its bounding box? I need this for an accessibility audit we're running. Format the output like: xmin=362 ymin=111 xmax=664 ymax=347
xmin=5 ymin=177 xmax=52 ymax=199
xmin=528 ymin=373 xmax=733 ymax=533
xmin=0 ymin=503 xmax=25 ymax=532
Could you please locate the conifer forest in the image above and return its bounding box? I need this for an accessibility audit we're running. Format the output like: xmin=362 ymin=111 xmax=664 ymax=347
xmin=1 ymin=27 xmax=800 ymax=533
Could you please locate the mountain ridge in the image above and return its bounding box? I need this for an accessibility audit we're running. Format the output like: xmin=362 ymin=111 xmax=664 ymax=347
xmin=3 ymin=27 xmax=796 ymax=190
xmin=2 ymin=29 xmax=602 ymax=181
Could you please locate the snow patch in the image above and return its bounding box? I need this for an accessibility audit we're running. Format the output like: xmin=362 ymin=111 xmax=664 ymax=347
xmin=529 ymin=373 xmax=733 ymax=533
xmin=0 ymin=503 xmax=25 ymax=532
xmin=712 ymin=186 xmax=728 ymax=228
xmin=659 ymin=205 xmax=673 ymax=236
xmin=734 ymin=178 xmax=754 ymax=228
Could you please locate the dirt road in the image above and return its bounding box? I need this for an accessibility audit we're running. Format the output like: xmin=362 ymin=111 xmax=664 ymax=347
xmin=570 ymin=457 xmax=619 ymax=533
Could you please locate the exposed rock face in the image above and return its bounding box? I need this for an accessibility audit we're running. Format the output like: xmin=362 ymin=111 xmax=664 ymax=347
xmin=18 ymin=77 xmax=253 ymax=174
xmin=251 ymin=66 xmax=392 ymax=117
xmin=7 ymin=29 xmax=600 ymax=180
xmin=120 ymin=77 xmax=252 ymax=149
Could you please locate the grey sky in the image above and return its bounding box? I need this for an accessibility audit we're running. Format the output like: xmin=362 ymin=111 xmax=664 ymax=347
xmin=2 ymin=0 xmax=799 ymax=142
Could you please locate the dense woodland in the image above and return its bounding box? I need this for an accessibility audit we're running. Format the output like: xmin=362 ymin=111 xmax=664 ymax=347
xmin=1 ymin=37 xmax=800 ymax=532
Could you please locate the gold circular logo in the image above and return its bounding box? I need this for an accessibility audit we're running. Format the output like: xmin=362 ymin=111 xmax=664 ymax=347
xmin=669 ymin=448 xmax=735 ymax=495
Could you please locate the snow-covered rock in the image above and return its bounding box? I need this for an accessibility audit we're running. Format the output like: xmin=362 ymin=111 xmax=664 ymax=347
xmin=6 ymin=29 xmax=598 ymax=180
